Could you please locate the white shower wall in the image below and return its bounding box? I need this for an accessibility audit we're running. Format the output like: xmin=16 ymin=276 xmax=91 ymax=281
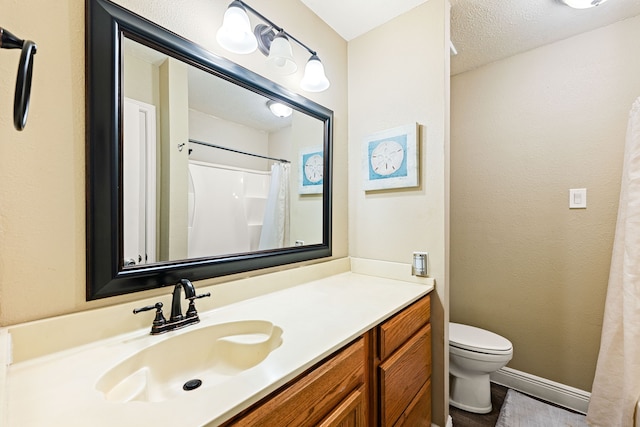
xmin=188 ymin=161 xmax=270 ymax=258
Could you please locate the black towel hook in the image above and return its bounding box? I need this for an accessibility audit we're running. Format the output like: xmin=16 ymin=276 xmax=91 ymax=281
xmin=1 ymin=27 xmax=37 ymax=131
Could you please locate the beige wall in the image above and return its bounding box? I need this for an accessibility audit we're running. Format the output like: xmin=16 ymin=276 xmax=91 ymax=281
xmin=348 ymin=1 xmax=450 ymax=423
xmin=123 ymin=49 xmax=160 ymax=106
xmin=451 ymin=15 xmax=640 ymax=392
xmin=290 ymin=113 xmax=324 ymax=246
xmin=188 ymin=110 xmax=270 ymax=170
xmin=159 ymin=58 xmax=190 ymax=260
xmin=0 ymin=0 xmax=347 ymax=325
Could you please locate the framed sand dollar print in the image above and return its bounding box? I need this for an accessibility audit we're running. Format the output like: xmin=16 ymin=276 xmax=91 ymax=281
xmin=299 ymin=146 xmax=324 ymax=194
xmin=362 ymin=123 xmax=418 ymax=191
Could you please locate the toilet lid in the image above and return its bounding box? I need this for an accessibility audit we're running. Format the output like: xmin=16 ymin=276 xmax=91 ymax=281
xmin=450 ymin=323 xmax=513 ymax=354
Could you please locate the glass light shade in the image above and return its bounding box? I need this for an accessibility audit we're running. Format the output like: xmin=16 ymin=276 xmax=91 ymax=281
xmin=561 ymin=0 xmax=608 ymax=8
xmin=300 ymin=55 xmax=330 ymax=92
xmin=267 ymin=100 xmax=293 ymax=118
xmin=266 ymin=31 xmax=297 ymax=75
xmin=216 ymin=1 xmax=257 ymax=54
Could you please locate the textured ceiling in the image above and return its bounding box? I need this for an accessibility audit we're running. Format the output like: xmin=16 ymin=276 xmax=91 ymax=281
xmin=450 ymin=0 xmax=640 ymax=75
xmin=301 ymin=0 xmax=640 ymax=75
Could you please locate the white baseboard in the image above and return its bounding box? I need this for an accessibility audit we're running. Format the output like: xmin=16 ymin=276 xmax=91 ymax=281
xmin=432 ymin=415 xmax=453 ymax=427
xmin=490 ymin=367 xmax=590 ymax=414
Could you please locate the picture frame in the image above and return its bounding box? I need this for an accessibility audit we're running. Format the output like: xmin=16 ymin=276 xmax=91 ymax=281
xmin=362 ymin=123 xmax=419 ymax=191
xmin=299 ymin=146 xmax=324 ymax=194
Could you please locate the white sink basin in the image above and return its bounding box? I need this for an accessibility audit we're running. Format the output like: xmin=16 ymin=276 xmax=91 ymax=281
xmin=95 ymin=320 xmax=283 ymax=403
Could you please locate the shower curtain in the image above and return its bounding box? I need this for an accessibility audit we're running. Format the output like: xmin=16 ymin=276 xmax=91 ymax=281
xmin=588 ymin=97 xmax=640 ymax=427
xmin=258 ymin=163 xmax=290 ymax=250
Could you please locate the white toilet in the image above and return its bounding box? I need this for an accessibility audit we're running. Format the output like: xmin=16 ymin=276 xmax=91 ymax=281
xmin=449 ymin=323 xmax=513 ymax=414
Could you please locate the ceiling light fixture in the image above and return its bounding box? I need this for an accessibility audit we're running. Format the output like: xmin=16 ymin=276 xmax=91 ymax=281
xmin=267 ymin=100 xmax=293 ymax=118
xmin=561 ymin=0 xmax=609 ymax=9
xmin=217 ymin=0 xmax=330 ymax=92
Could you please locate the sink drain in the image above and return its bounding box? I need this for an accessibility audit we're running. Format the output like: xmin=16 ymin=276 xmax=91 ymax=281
xmin=183 ymin=379 xmax=203 ymax=391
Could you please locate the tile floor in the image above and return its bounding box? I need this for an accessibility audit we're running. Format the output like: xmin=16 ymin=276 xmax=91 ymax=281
xmin=449 ymin=383 xmax=508 ymax=427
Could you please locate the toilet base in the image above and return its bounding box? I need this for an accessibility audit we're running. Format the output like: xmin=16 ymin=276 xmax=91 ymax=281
xmin=449 ymin=373 xmax=492 ymax=414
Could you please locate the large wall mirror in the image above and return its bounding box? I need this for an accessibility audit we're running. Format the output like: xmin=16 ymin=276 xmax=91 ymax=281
xmin=86 ymin=0 xmax=333 ymax=299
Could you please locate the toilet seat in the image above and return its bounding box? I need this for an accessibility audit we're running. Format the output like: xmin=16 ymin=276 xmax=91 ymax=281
xmin=450 ymin=323 xmax=512 ymax=355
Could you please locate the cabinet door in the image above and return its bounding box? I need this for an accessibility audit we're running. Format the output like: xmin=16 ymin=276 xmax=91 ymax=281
xmin=228 ymin=338 xmax=364 ymax=426
xmin=393 ymin=379 xmax=431 ymax=427
xmin=318 ymin=386 xmax=366 ymax=427
xmin=379 ymin=324 xmax=432 ymax=426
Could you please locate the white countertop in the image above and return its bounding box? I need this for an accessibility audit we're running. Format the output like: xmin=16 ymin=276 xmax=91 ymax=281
xmin=5 ymin=272 xmax=433 ymax=427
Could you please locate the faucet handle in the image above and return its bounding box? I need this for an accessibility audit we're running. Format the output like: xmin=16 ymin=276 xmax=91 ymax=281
xmin=133 ymin=302 xmax=167 ymax=328
xmin=186 ymin=293 xmax=211 ymax=318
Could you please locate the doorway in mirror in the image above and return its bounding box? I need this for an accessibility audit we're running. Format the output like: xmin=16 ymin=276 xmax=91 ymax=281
xmin=123 ymin=98 xmax=157 ymax=266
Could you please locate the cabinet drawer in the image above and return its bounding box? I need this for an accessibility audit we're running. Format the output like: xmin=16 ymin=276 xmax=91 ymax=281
xmin=393 ymin=378 xmax=431 ymax=427
xmin=379 ymin=324 xmax=432 ymax=426
xmin=228 ymin=338 xmax=365 ymax=426
xmin=378 ymin=295 xmax=430 ymax=360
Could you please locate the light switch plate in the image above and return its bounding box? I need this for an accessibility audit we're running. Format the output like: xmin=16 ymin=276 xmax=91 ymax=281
xmin=570 ymin=188 xmax=587 ymax=209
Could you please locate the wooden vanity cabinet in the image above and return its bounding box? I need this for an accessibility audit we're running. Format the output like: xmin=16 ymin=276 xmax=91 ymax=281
xmin=373 ymin=295 xmax=432 ymax=426
xmin=318 ymin=385 xmax=367 ymax=427
xmin=221 ymin=295 xmax=431 ymax=427
xmin=222 ymin=338 xmax=366 ymax=427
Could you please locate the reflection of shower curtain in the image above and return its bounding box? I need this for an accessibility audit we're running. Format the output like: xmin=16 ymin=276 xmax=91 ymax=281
xmin=588 ymin=97 xmax=640 ymax=427
xmin=259 ymin=163 xmax=290 ymax=250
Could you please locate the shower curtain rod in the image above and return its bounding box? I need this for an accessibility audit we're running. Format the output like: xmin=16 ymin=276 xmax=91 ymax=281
xmin=188 ymin=139 xmax=291 ymax=164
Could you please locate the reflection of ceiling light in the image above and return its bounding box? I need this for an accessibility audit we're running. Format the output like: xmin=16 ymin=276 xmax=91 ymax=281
xmin=216 ymin=0 xmax=330 ymax=92
xmin=267 ymin=100 xmax=293 ymax=118
xmin=561 ymin=0 xmax=609 ymax=9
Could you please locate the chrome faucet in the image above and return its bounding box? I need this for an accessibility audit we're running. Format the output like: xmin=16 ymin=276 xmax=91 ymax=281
xmin=133 ymin=279 xmax=211 ymax=335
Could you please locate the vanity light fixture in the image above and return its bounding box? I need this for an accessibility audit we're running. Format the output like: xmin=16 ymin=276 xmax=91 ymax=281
xmin=560 ymin=0 xmax=609 ymax=9
xmin=300 ymin=55 xmax=330 ymax=93
xmin=266 ymin=30 xmax=297 ymax=75
xmin=266 ymin=100 xmax=293 ymax=118
xmin=216 ymin=0 xmax=330 ymax=92
xmin=215 ymin=1 xmax=257 ymax=54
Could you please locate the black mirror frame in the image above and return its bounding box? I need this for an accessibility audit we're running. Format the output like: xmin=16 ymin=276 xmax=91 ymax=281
xmin=86 ymin=0 xmax=333 ymax=300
